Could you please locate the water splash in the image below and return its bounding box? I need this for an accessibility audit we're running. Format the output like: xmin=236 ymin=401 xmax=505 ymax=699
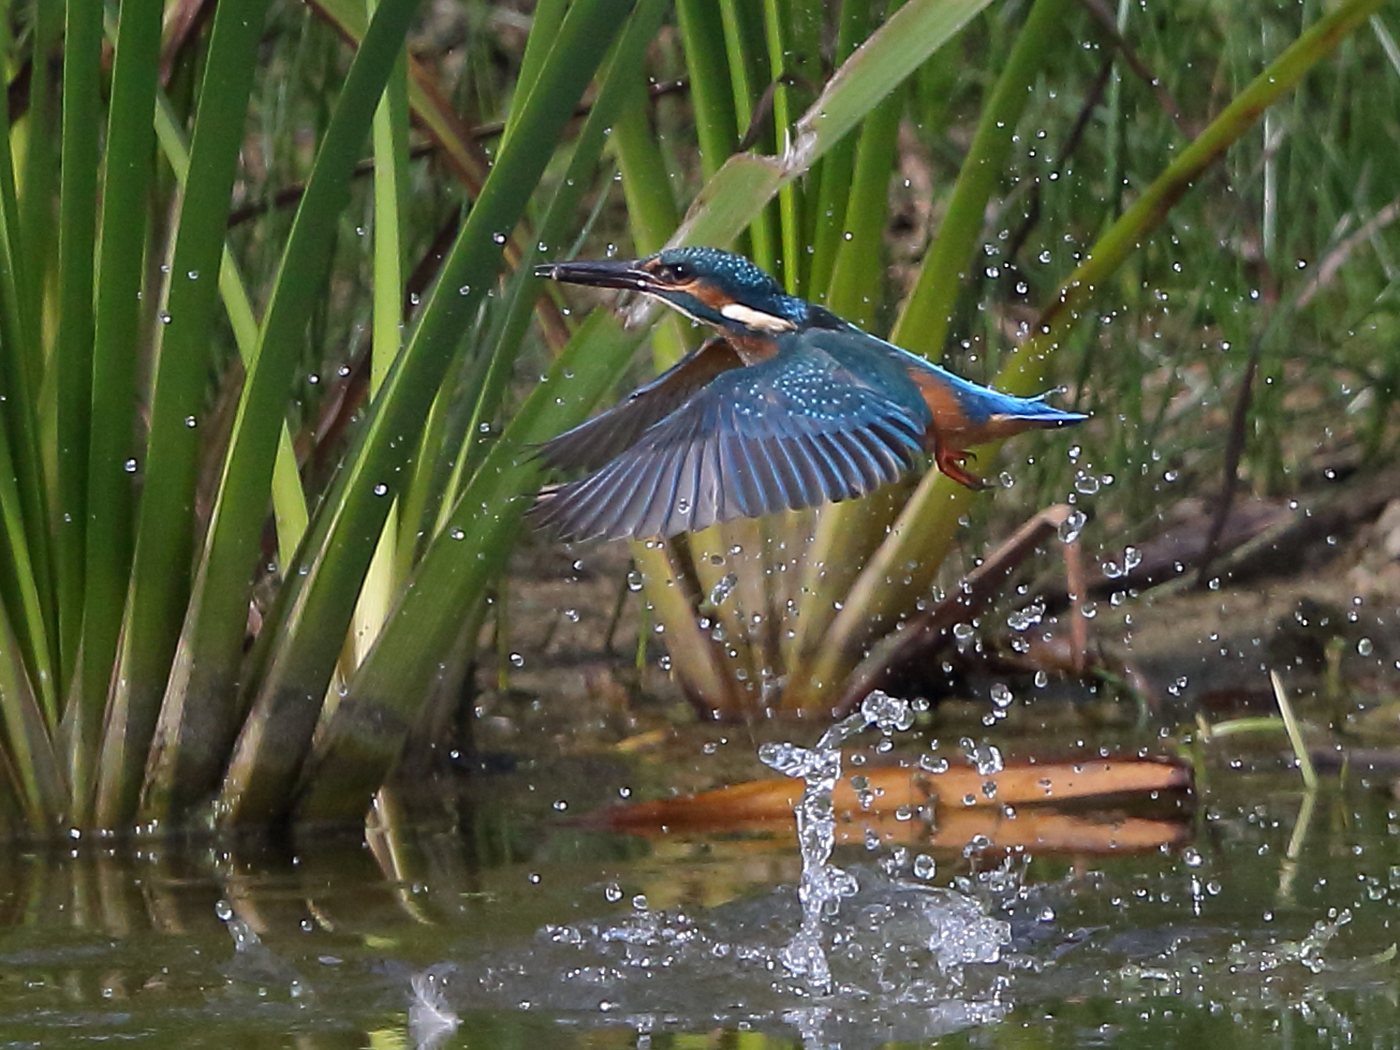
xmin=758 ymin=690 xmax=916 ymax=993
xmin=409 ymin=964 xmax=462 ymax=1050
xmin=440 ymin=690 xmax=1016 ymax=1039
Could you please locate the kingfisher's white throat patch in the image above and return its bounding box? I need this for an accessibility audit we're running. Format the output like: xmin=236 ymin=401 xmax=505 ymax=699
xmin=720 ymin=302 xmax=797 ymax=333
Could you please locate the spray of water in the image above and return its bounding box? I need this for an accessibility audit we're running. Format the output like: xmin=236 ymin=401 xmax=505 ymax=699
xmin=759 ymin=691 xmax=916 ymax=993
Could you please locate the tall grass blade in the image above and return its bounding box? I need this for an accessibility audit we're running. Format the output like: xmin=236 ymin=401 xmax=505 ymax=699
xmin=503 ymin=0 xmax=568 ymax=152
xmin=139 ymin=259 xmax=307 ymax=813
xmin=295 ymin=312 xmax=646 ymax=822
xmin=0 ymin=598 xmax=64 ymax=834
xmin=17 ymin=5 xmax=61 ymax=324
xmin=670 ymin=0 xmax=994 ymax=257
xmin=675 ymin=0 xmax=739 ymax=177
xmin=763 ymin=0 xmax=800 ymax=293
xmin=0 ymin=426 xmax=55 ymax=731
xmin=219 ymin=0 xmax=635 ymax=826
xmin=117 ymin=1 xmax=273 ymax=823
xmin=803 ymin=1 xmax=871 ymax=300
xmin=0 ymin=12 xmax=53 ymax=730
xmin=101 ymin=0 xmax=424 ymax=830
xmin=346 ymin=0 xmax=411 ymax=675
xmin=76 ymin=0 xmax=164 ymax=824
xmin=51 ymin=0 xmax=102 ymax=705
xmin=148 ymin=94 xmax=310 ymax=565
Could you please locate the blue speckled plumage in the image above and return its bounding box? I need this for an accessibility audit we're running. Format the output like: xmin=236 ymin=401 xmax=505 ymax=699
xmin=531 ymin=247 xmax=1086 ymax=541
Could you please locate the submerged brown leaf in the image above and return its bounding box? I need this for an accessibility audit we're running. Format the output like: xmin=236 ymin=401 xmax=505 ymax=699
xmin=589 ymin=755 xmax=1191 ymax=832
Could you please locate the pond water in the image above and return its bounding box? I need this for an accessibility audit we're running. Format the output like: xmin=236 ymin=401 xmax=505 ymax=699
xmin=2 ymin=714 xmax=1397 ymax=1049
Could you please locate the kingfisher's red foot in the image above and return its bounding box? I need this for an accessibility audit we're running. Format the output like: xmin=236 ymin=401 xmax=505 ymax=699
xmin=935 ymin=445 xmax=990 ymax=490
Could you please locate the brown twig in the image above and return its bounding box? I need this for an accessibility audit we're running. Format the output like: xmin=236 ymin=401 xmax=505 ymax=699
xmin=1076 ymin=0 xmax=1192 ymax=137
xmin=1003 ymin=56 xmax=1114 ymax=266
xmin=226 ymin=80 xmax=689 ymax=229
xmin=1295 ymin=193 xmax=1400 ymax=311
xmin=833 ymin=505 xmax=1073 ymax=716
xmin=1063 ymin=536 xmax=1089 ymax=675
xmin=227 ymin=142 xmax=441 ymax=228
xmin=736 ymin=74 xmax=817 ymax=153
xmin=160 ymin=0 xmax=216 ymax=86
xmin=1195 ymin=332 xmax=1261 ymax=589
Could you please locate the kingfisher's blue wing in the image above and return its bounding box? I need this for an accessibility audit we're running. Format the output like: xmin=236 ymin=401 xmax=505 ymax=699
xmin=535 ymin=337 xmax=744 ymax=473
xmin=532 ymin=348 xmax=930 ymax=541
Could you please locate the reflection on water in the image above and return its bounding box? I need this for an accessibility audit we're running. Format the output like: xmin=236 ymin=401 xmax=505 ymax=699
xmin=0 ymin=753 xmax=1396 ymax=1048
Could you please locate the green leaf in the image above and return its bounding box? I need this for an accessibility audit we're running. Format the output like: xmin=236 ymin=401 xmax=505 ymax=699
xmin=219 ymin=0 xmax=636 ymax=826
xmin=675 ymin=0 xmax=739 ymax=178
xmin=0 ymin=596 xmax=65 ymax=834
xmin=295 ymin=311 xmax=645 ymax=822
xmin=77 ymin=0 xmax=164 ymax=823
xmin=51 ymin=0 xmax=102 ymax=707
xmin=104 ymin=0 xmax=425 ymax=830
xmin=118 ymin=0 xmax=274 ymax=823
xmin=671 ymin=0 xmax=996 ymax=252
xmin=292 ymin=1 xmax=674 ymax=820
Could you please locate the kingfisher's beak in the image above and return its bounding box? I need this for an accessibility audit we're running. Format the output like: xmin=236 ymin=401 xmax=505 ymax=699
xmin=533 ymin=258 xmax=658 ymax=292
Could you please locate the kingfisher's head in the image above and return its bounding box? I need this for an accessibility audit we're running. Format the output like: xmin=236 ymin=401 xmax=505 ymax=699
xmin=535 ymin=247 xmax=807 ymax=335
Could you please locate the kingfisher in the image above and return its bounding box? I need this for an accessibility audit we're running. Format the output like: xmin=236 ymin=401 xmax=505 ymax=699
xmin=531 ymin=247 xmax=1085 ymax=542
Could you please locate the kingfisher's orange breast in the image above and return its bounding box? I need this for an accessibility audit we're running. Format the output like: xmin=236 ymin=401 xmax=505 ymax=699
xmin=726 ymin=332 xmax=782 ymax=365
xmin=909 ymin=369 xmax=975 ymax=439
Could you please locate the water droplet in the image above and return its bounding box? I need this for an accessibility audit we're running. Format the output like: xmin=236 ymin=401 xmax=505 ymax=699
xmin=123 ymin=458 xmax=138 ymax=473
xmin=919 ymin=753 xmax=949 ymax=774
xmin=708 ymin=572 xmax=739 ymax=606
xmin=1057 ymin=509 xmax=1087 ymax=543
xmin=967 ymin=741 xmax=1003 ymax=776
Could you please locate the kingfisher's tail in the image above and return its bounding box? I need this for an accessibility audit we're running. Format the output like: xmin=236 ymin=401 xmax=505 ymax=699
xmin=1012 ymin=396 xmax=1087 ymax=427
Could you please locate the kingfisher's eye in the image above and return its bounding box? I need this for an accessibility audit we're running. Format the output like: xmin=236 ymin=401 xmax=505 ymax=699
xmin=656 ymin=261 xmax=692 ymax=283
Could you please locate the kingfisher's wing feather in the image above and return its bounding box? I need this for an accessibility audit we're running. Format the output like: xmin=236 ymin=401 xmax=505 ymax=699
xmin=812 ymin=434 xmax=862 ymax=504
xmin=534 ymin=336 xmax=744 ymax=472
xmin=532 ymin=347 xmax=928 ymax=541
